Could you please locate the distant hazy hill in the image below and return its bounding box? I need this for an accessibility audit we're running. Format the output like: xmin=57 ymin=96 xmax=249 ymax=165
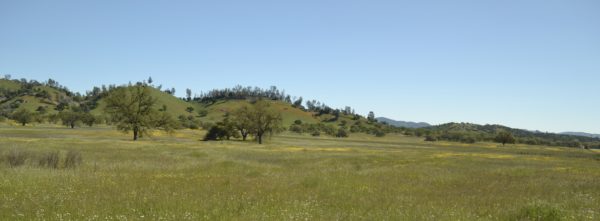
xmin=376 ymin=117 xmax=431 ymax=128
xmin=561 ymin=132 xmax=600 ymax=139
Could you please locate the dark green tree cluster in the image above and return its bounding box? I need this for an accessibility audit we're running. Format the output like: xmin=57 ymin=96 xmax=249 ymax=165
xmin=204 ymin=99 xmax=283 ymax=144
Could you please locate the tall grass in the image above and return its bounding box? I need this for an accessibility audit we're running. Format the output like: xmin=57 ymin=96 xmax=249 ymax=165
xmin=64 ymin=150 xmax=82 ymax=168
xmin=6 ymin=148 xmax=28 ymax=167
xmin=37 ymin=151 xmax=60 ymax=169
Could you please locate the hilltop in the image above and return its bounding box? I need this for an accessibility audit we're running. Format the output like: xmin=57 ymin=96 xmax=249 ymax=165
xmin=376 ymin=117 xmax=431 ymax=128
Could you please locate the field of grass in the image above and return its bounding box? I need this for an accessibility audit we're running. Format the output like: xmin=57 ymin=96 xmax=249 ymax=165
xmin=1 ymin=124 xmax=599 ymax=220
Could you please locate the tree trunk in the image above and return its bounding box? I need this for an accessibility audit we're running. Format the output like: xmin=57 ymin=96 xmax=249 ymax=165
xmin=70 ymin=123 xmax=75 ymax=129
xmin=242 ymin=133 xmax=247 ymax=141
xmin=257 ymin=133 xmax=263 ymax=144
xmin=22 ymin=122 xmax=26 ymax=126
xmin=133 ymin=128 xmax=139 ymax=141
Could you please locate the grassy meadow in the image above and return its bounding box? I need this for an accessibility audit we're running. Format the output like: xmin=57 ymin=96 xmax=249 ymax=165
xmin=1 ymin=124 xmax=599 ymax=220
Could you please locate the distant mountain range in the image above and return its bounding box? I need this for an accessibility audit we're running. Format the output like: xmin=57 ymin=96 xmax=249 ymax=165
xmin=376 ymin=117 xmax=431 ymax=128
xmin=561 ymin=132 xmax=600 ymax=139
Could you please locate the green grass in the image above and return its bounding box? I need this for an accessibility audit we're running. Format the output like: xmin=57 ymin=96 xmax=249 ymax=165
xmin=0 ymin=79 xmax=22 ymax=91
xmin=92 ymin=87 xmax=200 ymax=118
xmin=0 ymin=124 xmax=599 ymax=220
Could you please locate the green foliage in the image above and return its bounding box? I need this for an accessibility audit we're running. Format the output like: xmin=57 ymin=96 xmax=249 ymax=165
xmin=197 ymin=109 xmax=208 ymax=117
xmin=59 ymin=110 xmax=82 ymax=128
xmin=104 ymin=85 xmax=166 ymax=140
xmin=374 ymin=129 xmax=386 ymax=137
xmin=203 ymin=125 xmax=230 ymax=141
xmin=336 ymin=128 xmax=349 ymax=138
xmin=80 ymin=112 xmax=98 ymax=127
xmin=230 ymin=106 xmax=252 ymax=141
xmin=246 ymin=100 xmax=283 ymax=144
xmin=11 ymin=108 xmax=33 ymax=126
xmin=178 ymin=115 xmax=201 ymax=129
xmin=424 ymin=135 xmax=437 ymax=142
xmin=496 ymin=130 xmax=516 ymax=146
xmin=185 ymin=106 xmax=194 ymax=113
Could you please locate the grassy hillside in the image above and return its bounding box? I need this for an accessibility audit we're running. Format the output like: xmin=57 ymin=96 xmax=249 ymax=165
xmin=0 ymin=79 xmax=21 ymax=91
xmin=1 ymin=125 xmax=598 ymax=220
xmin=198 ymin=99 xmax=318 ymax=125
xmin=0 ymin=80 xmax=70 ymax=114
xmin=91 ymin=86 xmax=201 ymax=118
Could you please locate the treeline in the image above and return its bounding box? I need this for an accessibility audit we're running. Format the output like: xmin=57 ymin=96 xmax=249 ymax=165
xmin=397 ymin=123 xmax=600 ymax=149
xmin=194 ymin=85 xmax=292 ymax=104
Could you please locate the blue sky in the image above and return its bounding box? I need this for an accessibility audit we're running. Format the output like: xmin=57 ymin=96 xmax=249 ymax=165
xmin=1 ymin=0 xmax=599 ymax=133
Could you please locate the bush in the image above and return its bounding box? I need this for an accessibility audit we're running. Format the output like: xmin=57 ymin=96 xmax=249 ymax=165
xmin=7 ymin=149 xmax=28 ymax=167
xmin=64 ymin=150 xmax=83 ymax=169
xmin=425 ymin=135 xmax=437 ymax=142
xmin=289 ymin=124 xmax=303 ymax=133
xmin=38 ymin=151 xmax=60 ymax=169
xmin=460 ymin=136 xmax=477 ymax=144
xmin=204 ymin=125 xmax=228 ymax=141
xmin=311 ymin=130 xmax=321 ymax=137
xmin=374 ymin=130 xmax=386 ymax=137
xmin=197 ymin=109 xmax=208 ymax=117
xmin=336 ymin=128 xmax=349 ymax=138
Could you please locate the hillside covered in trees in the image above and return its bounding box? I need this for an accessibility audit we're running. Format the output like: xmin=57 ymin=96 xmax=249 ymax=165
xmin=1 ymin=76 xmax=599 ymax=149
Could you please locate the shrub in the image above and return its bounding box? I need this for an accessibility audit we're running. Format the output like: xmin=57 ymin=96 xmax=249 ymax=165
xmin=294 ymin=120 xmax=302 ymax=125
xmin=336 ymin=128 xmax=349 ymax=138
xmin=289 ymin=124 xmax=303 ymax=133
xmin=311 ymin=130 xmax=321 ymax=137
xmin=38 ymin=151 xmax=60 ymax=169
xmin=204 ymin=125 xmax=228 ymax=141
xmin=424 ymin=135 xmax=437 ymax=142
xmin=374 ymin=130 xmax=386 ymax=137
xmin=7 ymin=149 xmax=28 ymax=167
xmin=197 ymin=109 xmax=208 ymax=117
xmin=64 ymin=150 xmax=83 ymax=169
xmin=460 ymin=136 xmax=477 ymax=144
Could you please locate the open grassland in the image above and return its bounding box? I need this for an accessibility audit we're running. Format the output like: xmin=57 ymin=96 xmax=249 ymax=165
xmin=1 ymin=124 xmax=599 ymax=220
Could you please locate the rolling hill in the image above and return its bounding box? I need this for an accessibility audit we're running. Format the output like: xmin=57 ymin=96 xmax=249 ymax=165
xmin=376 ymin=117 xmax=431 ymax=128
xmin=561 ymin=132 xmax=600 ymax=139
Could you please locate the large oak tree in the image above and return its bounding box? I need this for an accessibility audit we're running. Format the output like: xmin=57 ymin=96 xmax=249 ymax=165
xmin=104 ymin=85 xmax=174 ymax=141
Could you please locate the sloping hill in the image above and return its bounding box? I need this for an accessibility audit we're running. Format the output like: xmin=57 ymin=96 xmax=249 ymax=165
xmin=561 ymin=132 xmax=600 ymax=139
xmin=423 ymin=122 xmax=600 ymax=148
xmin=376 ymin=117 xmax=430 ymax=128
xmin=91 ymin=86 xmax=200 ymax=118
xmin=0 ymin=79 xmax=21 ymax=91
xmin=0 ymin=79 xmax=72 ymax=114
xmin=198 ymin=99 xmax=318 ymax=125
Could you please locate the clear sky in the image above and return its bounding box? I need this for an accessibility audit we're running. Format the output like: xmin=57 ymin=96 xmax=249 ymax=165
xmin=1 ymin=0 xmax=599 ymax=134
